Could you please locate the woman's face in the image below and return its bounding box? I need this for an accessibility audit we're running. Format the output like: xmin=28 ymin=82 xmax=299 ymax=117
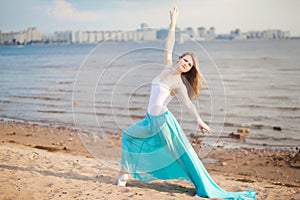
xmin=178 ymin=55 xmax=193 ymax=73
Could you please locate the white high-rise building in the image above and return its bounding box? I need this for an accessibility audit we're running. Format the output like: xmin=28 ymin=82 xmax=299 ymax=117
xmin=96 ymin=31 xmax=103 ymax=42
xmin=54 ymin=31 xmax=72 ymax=43
xmin=185 ymin=27 xmax=195 ymax=39
xmin=103 ymin=31 xmax=111 ymax=41
xmin=142 ymin=29 xmax=156 ymax=41
xmin=115 ymin=31 xmax=123 ymax=41
xmin=110 ymin=31 xmax=118 ymax=41
xmin=87 ymin=31 xmax=96 ymax=43
xmin=82 ymin=31 xmax=89 ymax=43
xmin=126 ymin=31 xmax=133 ymax=41
xmin=197 ymin=27 xmax=206 ymax=41
xmin=30 ymin=27 xmax=42 ymax=42
xmin=206 ymin=27 xmax=216 ymax=40
xmin=75 ymin=31 xmax=83 ymax=44
xmin=121 ymin=31 xmax=128 ymax=41
xmin=70 ymin=31 xmax=76 ymax=44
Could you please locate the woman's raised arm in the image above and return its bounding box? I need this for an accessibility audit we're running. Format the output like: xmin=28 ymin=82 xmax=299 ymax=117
xmin=164 ymin=6 xmax=178 ymax=67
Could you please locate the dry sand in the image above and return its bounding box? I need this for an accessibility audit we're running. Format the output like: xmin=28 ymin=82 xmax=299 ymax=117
xmin=0 ymin=120 xmax=299 ymax=199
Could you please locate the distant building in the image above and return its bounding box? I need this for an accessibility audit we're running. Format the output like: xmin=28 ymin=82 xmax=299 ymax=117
xmin=229 ymin=29 xmax=246 ymax=40
xmin=246 ymin=31 xmax=263 ymax=39
xmin=283 ymin=31 xmax=291 ymax=38
xmin=184 ymin=27 xmax=195 ymax=39
xmin=206 ymin=27 xmax=216 ymax=40
xmin=263 ymin=29 xmax=286 ymax=39
xmin=54 ymin=31 xmax=72 ymax=43
xmin=83 ymin=31 xmax=90 ymax=43
xmin=75 ymin=31 xmax=83 ymax=44
xmin=127 ymin=31 xmax=134 ymax=41
xmin=121 ymin=31 xmax=128 ymax=41
xmin=175 ymin=27 xmax=182 ymax=43
xmin=142 ymin=29 xmax=156 ymax=41
xmin=27 ymin=27 xmax=42 ymax=43
xmin=137 ymin=23 xmax=156 ymax=41
xmin=42 ymin=33 xmax=54 ymax=44
xmin=103 ymin=31 xmax=111 ymax=41
xmin=140 ymin=23 xmax=149 ymax=31
xmin=0 ymin=27 xmax=42 ymax=45
xmin=96 ymin=31 xmax=103 ymax=42
xmin=87 ymin=31 xmax=96 ymax=43
xmin=156 ymin=27 xmax=182 ymax=42
xmin=245 ymin=29 xmax=290 ymax=40
xmin=197 ymin=27 xmax=206 ymax=40
xmin=156 ymin=28 xmax=168 ymax=40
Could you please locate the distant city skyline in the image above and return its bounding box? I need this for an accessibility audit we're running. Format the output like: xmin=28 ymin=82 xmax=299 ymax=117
xmin=1 ymin=0 xmax=299 ymax=36
xmin=1 ymin=26 xmax=292 ymax=46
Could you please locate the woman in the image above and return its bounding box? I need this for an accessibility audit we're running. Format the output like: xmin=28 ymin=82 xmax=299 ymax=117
xmin=118 ymin=6 xmax=256 ymax=199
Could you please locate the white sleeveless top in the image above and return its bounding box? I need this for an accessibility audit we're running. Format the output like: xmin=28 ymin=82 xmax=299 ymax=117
xmin=147 ymin=79 xmax=173 ymax=116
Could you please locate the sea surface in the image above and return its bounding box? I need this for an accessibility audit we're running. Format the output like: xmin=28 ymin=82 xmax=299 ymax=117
xmin=1 ymin=40 xmax=299 ymax=150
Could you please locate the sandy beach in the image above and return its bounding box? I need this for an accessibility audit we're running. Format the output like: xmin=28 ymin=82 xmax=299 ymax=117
xmin=0 ymin=120 xmax=299 ymax=200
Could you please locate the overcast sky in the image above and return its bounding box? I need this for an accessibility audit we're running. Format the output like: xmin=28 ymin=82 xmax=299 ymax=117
xmin=0 ymin=0 xmax=299 ymax=36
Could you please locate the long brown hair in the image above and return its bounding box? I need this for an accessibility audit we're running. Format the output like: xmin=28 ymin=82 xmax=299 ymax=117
xmin=180 ymin=52 xmax=205 ymax=100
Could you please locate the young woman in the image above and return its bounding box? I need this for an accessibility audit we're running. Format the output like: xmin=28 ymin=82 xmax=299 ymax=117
xmin=118 ymin=6 xmax=256 ymax=199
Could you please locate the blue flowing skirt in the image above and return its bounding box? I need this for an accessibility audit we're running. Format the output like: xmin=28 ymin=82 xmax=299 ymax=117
xmin=120 ymin=111 xmax=256 ymax=199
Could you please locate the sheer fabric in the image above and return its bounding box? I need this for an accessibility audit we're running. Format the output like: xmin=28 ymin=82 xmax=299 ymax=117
xmin=120 ymin=82 xmax=256 ymax=199
xmin=121 ymin=111 xmax=255 ymax=199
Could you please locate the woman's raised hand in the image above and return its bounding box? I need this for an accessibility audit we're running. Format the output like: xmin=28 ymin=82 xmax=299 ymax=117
xmin=169 ymin=6 xmax=179 ymax=25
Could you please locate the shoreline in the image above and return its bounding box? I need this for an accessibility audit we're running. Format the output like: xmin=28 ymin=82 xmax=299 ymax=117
xmin=1 ymin=120 xmax=299 ymax=199
xmin=1 ymin=116 xmax=298 ymax=151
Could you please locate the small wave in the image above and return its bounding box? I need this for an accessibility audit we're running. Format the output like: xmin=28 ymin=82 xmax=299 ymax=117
xmin=0 ymin=99 xmax=65 ymax=108
xmin=0 ymin=100 xmax=12 ymax=104
xmin=240 ymin=104 xmax=273 ymax=110
xmin=114 ymin=113 xmax=145 ymax=119
xmin=250 ymin=124 xmax=268 ymax=129
xmin=57 ymin=81 xmax=73 ymax=85
xmin=95 ymin=105 xmax=143 ymax=111
xmin=276 ymin=106 xmax=300 ymax=111
xmin=37 ymin=110 xmax=66 ymax=114
xmin=261 ymin=96 xmax=290 ymax=100
xmin=128 ymin=107 xmax=142 ymax=111
xmin=129 ymin=114 xmax=145 ymax=119
xmin=286 ymin=116 xmax=300 ymax=120
xmin=247 ymin=134 xmax=299 ymax=141
xmin=45 ymin=89 xmax=73 ymax=93
xmin=277 ymin=68 xmax=300 ymax=72
xmin=9 ymin=95 xmax=62 ymax=101
xmin=238 ymin=104 xmax=300 ymax=112
xmin=244 ymin=104 xmax=264 ymax=109
xmin=224 ymin=121 xmax=273 ymax=130
xmin=237 ymin=104 xmax=300 ymax=116
xmin=124 ymin=92 xmax=148 ymax=97
xmin=224 ymin=122 xmax=236 ymax=127
xmin=95 ymin=112 xmax=107 ymax=116
xmin=222 ymin=78 xmax=238 ymax=82
xmin=224 ymin=122 xmax=266 ymax=129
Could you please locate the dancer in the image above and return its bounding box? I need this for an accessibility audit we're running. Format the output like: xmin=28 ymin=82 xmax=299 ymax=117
xmin=119 ymin=6 xmax=256 ymax=199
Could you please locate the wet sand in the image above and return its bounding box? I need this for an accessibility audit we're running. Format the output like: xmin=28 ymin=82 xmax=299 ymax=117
xmin=0 ymin=120 xmax=299 ymax=199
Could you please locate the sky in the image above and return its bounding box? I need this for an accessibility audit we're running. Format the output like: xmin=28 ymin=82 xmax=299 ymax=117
xmin=0 ymin=0 xmax=299 ymax=36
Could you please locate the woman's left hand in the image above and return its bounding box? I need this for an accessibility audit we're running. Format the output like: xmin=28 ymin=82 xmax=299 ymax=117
xmin=198 ymin=121 xmax=213 ymax=135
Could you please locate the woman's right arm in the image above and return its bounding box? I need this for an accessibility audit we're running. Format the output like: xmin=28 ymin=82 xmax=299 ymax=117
xmin=164 ymin=6 xmax=178 ymax=67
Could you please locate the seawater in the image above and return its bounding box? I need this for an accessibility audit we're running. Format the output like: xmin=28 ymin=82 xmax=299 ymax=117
xmin=0 ymin=40 xmax=299 ymax=149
